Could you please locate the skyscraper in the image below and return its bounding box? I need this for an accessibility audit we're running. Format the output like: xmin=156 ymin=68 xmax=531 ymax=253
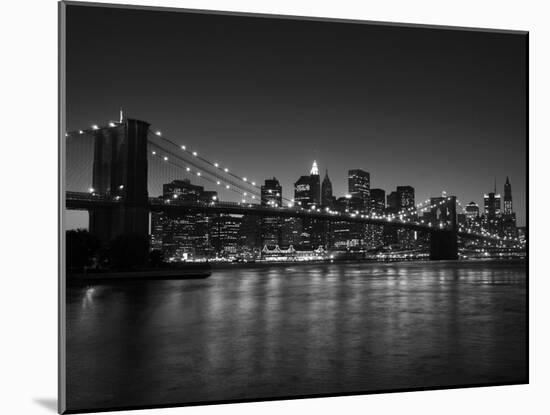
xmin=484 ymin=192 xmax=501 ymax=218
xmin=504 ymin=176 xmax=513 ymax=215
xmin=369 ymin=188 xmax=386 ymax=248
xmin=370 ymin=188 xmax=386 ymax=214
xmin=348 ymin=169 xmax=370 ymax=212
xmin=310 ymin=160 xmax=321 ymax=207
xmin=294 ymin=161 xmax=322 ymax=209
xmin=386 ymin=191 xmax=399 ymax=214
xmin=294 ymin=161 xmax=323 ymax=249
xmin=211 ymin=215 xmax=241 ymax=258
xmin=321 ymin=169 xmax=335 ymax=208
xmin=260 ymin=178 xmax=283 ymax=247
xmin=396 ymin=186 xmax=415 ymax=214
xmin=465 ymin=202 xmax=480 ymax=219
xmin=261 ymin=178 xmax=282 ymax=207
xmin=294 ymin=175 xmax=314 ymax=208
xmin=156 ymin=179 xmax=217 ymax=260
xmin=502 ymin=177 xmax=517 ymax=237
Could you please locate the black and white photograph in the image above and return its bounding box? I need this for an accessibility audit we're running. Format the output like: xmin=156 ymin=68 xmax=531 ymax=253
xmin=59 ymin=1 xmax=527 ymax=413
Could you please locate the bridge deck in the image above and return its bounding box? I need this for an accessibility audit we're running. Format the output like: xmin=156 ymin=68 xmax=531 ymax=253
xmin=65 ymin=191 xmax=518 ymax=245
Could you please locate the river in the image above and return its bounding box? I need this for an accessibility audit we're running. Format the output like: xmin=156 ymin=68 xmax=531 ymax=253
xmin=65 ymin=260 xmax=527 ymax=411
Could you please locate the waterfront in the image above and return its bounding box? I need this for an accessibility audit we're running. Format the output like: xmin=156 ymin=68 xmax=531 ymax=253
xmin=66 ymin=260 xmax=527 ymax=411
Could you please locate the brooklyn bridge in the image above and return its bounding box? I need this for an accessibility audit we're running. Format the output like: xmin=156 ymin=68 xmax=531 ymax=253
xmin=64 ymin=116 xmax=525 ymax=261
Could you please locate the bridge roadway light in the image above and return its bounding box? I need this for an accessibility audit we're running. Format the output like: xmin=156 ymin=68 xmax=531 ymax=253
xmin=109 ymin=122 xmax=116 ymax=127
xmin=224 ymin=168 xmax=229 ymax=172
xmin=92 ymin=125 xmax=99 ymax=130
xmin=186 ymin=167 xmax=190 ymax=171
xmin=226 ymin=185 xmax=230 ymax=189
xmin=243 ymin=177 xmax=247 ymax=182
xmin=88 ymin=187 xmax=94 ymax=193
xmin=193 ymin=151 xmax=198 ymax=156
xmin=79 ymin=130 xmax=84 ymax=134
xmin=181 ymin=145 xmax=186 ymax=150
xmin=252 ymin=182 xmax=256 ymax=186
xmin=163 ymin=156 xmax=168 ymax=161
xmin=214 ymin=162 xmax=219 ymax=167
xmin=155 ymin=131 xmax=162 ymax=136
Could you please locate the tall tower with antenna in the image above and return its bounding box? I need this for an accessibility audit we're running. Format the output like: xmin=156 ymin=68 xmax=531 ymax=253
xmin=504 ymin=176 xmax=513 ymax=215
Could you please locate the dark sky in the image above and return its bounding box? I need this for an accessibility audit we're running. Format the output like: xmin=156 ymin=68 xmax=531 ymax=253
xmin=65 ymin=4 xmax=527 ymax=226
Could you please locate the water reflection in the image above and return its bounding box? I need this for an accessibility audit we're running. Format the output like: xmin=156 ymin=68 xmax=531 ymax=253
xmin=66 ymin=260 xmax=527 ymax=411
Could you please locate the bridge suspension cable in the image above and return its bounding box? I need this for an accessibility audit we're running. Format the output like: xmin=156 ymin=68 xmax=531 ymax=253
xmin=148 ymin=143 xmax=260 ymax=202
xmin=147 ymin=129 xmax=297 ymax=205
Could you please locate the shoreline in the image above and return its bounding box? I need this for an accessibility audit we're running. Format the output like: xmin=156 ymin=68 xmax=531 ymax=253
xmin=66 ymin=258 xmax=527 ymax=283
xmin=210 ymin=257 xmax=526 ymax=270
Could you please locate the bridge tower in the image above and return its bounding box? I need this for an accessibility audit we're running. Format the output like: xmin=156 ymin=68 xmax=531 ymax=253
xmin=429 ymin=195 xmax=458 ymax=260
xmin=89 ymin=119 xmax=150 ymax=245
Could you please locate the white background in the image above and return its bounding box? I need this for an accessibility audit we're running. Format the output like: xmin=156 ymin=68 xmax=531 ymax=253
xmin=1 ymin=0 xmax=547 ymax=413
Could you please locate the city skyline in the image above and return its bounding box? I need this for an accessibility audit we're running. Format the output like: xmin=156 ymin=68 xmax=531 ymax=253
xmin=65 ymin=6 xmax=527 ymax=228
xmin=60 ymin=5 xmax=528 ymax=413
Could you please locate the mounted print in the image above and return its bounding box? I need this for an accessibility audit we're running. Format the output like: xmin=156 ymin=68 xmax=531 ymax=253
xmin=59 ymin=1 xmax=528 ymax=413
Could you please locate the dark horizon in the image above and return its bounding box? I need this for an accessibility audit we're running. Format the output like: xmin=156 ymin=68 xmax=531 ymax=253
xmin=65 ymin=4 xmax=527 ymax=227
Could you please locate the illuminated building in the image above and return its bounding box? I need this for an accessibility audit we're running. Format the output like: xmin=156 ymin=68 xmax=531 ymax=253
xmin=156 ymin=179 xmax=217 ymax=260
xmin=281 ymin=217 xmax=302 ymax=248
xmin=502 ymin=177 xmax=517 ymax=237
xmin=484 ymin=189 xmax=501 ymax=219
xmin=260 ymin=178 xmax=282 ymax=247
xmin=368 ymin=188 xmax=386 ymax=248
xmin=238 ymin=215 xmax=261 ymax=258
xmin=310 ymin=160 xmax=321 ymax=206
xmin=348 ymin=169 xmax=370 ymax=212
xmin=211 ymin=215 xmax=241 ymax=258
xmin=504 ymin=176 xmax=513 ymax=215
xmin=396 ymin=186 xmax=415 ymax=214
xmin=370 ymin=188 xmax=386 ymax=214
xmin=465 ymin=201 xmax=480 ymax=220
xmin=321 ymin=169 xmax=335 ymax=208
xmin=294 ymin=161 xmax=323 ymax=249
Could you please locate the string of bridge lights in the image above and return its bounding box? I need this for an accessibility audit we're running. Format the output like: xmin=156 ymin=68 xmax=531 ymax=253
xmin=148 ymin=143 xmax=259 ymax=203
xmin=148 ymin=140 xmax=260 ymax=195
xmin=147 ymin=128 xmax=287 ymax=199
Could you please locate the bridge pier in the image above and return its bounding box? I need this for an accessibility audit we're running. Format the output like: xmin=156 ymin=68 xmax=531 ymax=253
xmin=429 ymin=230 xmax=458 ymax=260
xmin=429 ymin=195 xmax=458 ymax=260
xmin=89 ymin=119 xmax=150 ymax=245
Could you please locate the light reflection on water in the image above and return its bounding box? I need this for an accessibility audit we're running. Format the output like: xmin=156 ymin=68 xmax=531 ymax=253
xmin=66 ymin=260 xmax=527 ymax=411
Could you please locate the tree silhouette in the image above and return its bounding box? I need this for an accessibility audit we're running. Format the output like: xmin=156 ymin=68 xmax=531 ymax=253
xmin=66 ymin=229 xmax=100 ymax=271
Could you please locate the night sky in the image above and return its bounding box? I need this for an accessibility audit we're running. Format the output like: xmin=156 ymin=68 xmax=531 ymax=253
xmin=65 ymin=4 xmax=527 ymax=227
